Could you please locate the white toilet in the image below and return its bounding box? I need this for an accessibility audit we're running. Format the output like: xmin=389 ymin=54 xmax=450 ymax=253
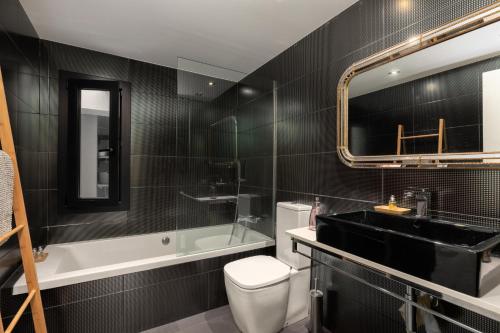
xmin=224 ymin=202 xmax=312 ymax=333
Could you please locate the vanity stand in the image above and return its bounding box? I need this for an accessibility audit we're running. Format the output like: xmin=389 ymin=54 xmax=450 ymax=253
xmin=288 ymin=227 xmax=500 ymax=333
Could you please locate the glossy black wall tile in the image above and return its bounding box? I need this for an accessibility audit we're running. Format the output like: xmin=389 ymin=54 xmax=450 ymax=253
xmin=0 ymin=0 xmax=41 ymax=286
xmin=124 ymin=274 xmax=208 ymax=332
xmin=241 ymin=0 xmax=500 ymax=331
xmin=175 ymin=75 xmax=242 ymax=233
xmin=41 ymin=41 xmax=181 ymax=241
xmin=235 ymin=75 xmax=276 ymax=241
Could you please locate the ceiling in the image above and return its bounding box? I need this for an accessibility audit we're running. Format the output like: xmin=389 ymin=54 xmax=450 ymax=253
xmin=20 ymin=0 xmax=357 ymax=81
xmin=177 ymin=70 xmax=236 ymax=102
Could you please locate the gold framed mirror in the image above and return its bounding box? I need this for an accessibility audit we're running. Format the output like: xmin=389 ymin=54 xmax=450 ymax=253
xmin=338 ymin=2 xmax=500 ymax=169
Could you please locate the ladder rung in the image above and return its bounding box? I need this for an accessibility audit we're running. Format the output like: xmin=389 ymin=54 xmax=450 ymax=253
xmin=5 ymin=289 xmax=36 ymax=333
xmin=0 ymin=225 xmax=24 ymax=244
xmin=401 ymin=133 xmax=439 ymax=140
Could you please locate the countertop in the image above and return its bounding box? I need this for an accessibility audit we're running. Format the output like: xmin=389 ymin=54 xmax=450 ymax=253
xmin=286 ymin=227 xmax=500 ymax=322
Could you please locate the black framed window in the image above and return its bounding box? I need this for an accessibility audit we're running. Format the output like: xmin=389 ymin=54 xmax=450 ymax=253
xmin=59 ymin=71 xmax=130 ymax=212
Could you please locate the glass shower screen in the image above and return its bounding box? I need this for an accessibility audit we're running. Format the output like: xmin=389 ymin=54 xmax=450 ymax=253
xmin=175 ymin=68 xmax=275 ymax=256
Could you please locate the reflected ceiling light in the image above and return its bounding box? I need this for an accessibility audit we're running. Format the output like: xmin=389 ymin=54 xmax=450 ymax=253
xmin=388 ymin=70 xmax=401 ymax=76
xmin=208 ymin=81 xmax=215 ymax=87
xmin=426 ymin=82 xmax=438 ymax=92
xmin=398 ymin=0 xmax=412 ymax=11
xmin=408 ymin=35 xmax=420 ymax=43
xmin=241 ymin=87 xmax=255 ymax=96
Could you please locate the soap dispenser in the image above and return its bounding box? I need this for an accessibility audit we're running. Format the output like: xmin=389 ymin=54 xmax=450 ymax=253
xmin=309 ymin=197 xmax=321 ymax=231
xmin=388 ymin=195 xmax=397 ymax=209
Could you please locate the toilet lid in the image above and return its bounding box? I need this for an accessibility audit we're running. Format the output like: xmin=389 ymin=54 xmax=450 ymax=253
xmin=224 ymin=255 xmax=291 ymax=290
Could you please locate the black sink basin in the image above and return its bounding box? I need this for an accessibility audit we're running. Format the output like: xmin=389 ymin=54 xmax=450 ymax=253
xmin=316 ymin=211 xmax=500 ymax=296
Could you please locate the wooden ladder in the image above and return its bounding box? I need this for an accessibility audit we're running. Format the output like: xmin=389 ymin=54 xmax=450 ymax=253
xmin=397 ymin=118 xmax=447 ymax=156
xmin=0 ymin=68 xmax=47 ymax=332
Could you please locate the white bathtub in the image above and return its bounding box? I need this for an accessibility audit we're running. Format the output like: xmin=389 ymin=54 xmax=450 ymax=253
xmin=13 ymin=224 xmax=274 ymax=295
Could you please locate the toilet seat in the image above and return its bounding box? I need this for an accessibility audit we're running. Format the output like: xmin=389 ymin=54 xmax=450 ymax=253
xmin=224 ymin=256 xmax=292 ymax=333
xmin=224 ymin=255 xmax=291 ymax=289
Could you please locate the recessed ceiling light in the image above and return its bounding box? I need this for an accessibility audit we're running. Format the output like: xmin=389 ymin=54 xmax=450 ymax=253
xmin=388 ymin=70 xmax=401 ymax=76
xmin=208 ymin=81 xmax=215 ymax=87
xmin=241 ymin=87 xmax=255 ymax=96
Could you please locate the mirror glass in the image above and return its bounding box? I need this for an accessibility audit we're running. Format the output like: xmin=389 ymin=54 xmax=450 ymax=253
xmin=79 ymin=89 xmax=111 ymax=199
xmin=348 ymin=21 xmax=500 ymax=157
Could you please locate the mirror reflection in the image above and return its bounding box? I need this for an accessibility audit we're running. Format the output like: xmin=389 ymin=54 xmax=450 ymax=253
xmin=348 ymin=21 xmax=500 ymax=157
xmin=79 ymin=89 xmax=111 ymax=199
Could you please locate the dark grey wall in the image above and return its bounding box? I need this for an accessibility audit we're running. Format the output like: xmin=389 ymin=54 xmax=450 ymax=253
xmin=236 ymin=83 xmax=275 ymax=238
xmin=176 ymin=77 xmax=240 ymax=231
xmin=44 ymin=41 xmax=179 ymax=243
xmin=237 ymin=0 xmax=500 ymax=332
xmin=242 ymin=0 xmax=500 ymax=236
xmin=36 ymin=41 xmax=273 ymax=244
xmin=0 ymin=0 xmax=42 ymax=285
xmin=0 ymin=38 xmax=243 ymax=244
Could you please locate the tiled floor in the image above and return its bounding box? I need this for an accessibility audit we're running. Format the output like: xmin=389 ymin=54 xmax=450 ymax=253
xmin=143 ymin=305 xmax=309 ymax=333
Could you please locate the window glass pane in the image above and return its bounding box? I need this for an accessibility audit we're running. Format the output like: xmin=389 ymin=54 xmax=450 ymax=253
xmin=79 ymin=89 xmax=110 ymax=199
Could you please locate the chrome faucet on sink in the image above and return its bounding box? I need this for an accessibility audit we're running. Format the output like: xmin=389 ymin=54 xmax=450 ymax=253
xmin=403 ymin=187 xmax=431 ymax=218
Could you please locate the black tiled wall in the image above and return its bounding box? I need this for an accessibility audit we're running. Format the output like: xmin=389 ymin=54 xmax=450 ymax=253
xmin=0 ymin=37 xmax=245 ymax=244
xmin=1 ymin=26 xmax=186 ymax=247
xmin=43 ymin=45 xmax=267 ymax=242
xmin=236 ymin=86 xmax=275 ymax=237
xmin=44 ymin=41 xmax=180 ymax=242
xmin=1 ymin=247 xmax=274 ymax=332
xmin=237 ymin=0 xmax=500 ymax=331
xmin=0 ymin=0 xmax=42 ymax=285
xmin=176 ymin=73 xmax=241 ymax=232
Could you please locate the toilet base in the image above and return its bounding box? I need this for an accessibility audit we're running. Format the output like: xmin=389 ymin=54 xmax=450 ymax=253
xmin=224 ymin=268 xmax=311 ymax=333
xmin=224 ymin=276 xmax=289 ymax=333
xmin=285 ymin=268 xmax=311 ymax=327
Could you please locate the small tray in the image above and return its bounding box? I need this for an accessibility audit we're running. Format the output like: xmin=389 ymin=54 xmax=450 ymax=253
xmin=374 ymin=205 xmax=411 ymax=215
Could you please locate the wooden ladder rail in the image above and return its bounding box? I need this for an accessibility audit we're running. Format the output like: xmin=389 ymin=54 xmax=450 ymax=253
xmin=0 ymin=68 xmax=47 ymax=333
xmin=396 ymin=119 xmax=447 ymax=156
